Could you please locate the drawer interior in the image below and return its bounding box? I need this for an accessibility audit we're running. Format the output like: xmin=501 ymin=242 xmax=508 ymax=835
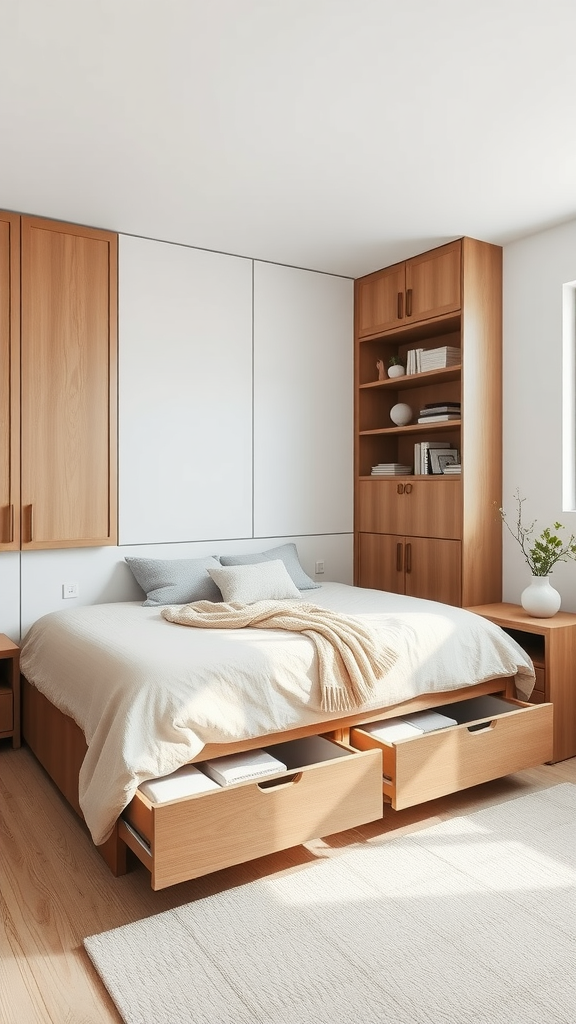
xmin=263 ymin=735 xmax=355 ymax=769
xmin=358 ymin=696 xmax=528 ymax=748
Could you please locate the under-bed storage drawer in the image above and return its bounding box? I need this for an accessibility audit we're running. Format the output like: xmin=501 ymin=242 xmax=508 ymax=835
xmin=120 ymin=736 xmax=383 ymax=890
xmin=350 ymin=696 xmax=553 ymax=810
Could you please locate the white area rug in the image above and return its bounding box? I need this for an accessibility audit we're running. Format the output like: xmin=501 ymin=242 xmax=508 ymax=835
xmin=84 ymin=785 xmax=576 ymax=1024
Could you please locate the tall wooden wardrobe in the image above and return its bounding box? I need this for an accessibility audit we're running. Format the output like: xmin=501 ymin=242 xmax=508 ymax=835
xmin=0 ymin=212 xmax=117 ymax=551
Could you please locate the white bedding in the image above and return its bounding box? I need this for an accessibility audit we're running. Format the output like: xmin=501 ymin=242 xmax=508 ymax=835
xmin=19 ymin=582 xmax=536 ymax=846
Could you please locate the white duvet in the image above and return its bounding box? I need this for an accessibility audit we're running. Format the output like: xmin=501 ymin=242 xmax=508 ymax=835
xmin=19 ymin=583 xmax=535 ymax=845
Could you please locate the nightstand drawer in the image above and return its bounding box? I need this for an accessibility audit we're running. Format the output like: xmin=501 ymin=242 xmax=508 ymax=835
xmin=533 ymin=667 xmax=546 ymax=693
xmin=350 ymin=696 xmax=553 ymax=810
xmin=0 ymin=690 xmax=13 ymax=732
xmin=121 ymin=736 xmax=383 ymax=890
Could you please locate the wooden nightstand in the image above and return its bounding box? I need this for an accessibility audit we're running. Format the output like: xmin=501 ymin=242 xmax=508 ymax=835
xmin=0 ymin=634 xmax=20 ymax=748
xmin=467 ymin=603 xmax=576 ymax=764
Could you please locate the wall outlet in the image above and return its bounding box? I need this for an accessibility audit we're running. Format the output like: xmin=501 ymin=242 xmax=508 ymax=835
xmin=62 ymin=582 xmax=79 ymax=599
xmin=315 ymin=560 xmax=325 ymax=574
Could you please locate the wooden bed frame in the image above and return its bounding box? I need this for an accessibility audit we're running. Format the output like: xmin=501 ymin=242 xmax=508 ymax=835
xmin=21 ymin=671 xmax=524 ymax=882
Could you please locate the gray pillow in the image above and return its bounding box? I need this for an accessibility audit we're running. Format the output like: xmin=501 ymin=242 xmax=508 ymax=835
xmin=207 ymin=560 xmax=302 ymax=603
xmin=219 ymin=542 xmax=320 ymax=590
xmin=125 ymin=555 xmax=222 ymax=606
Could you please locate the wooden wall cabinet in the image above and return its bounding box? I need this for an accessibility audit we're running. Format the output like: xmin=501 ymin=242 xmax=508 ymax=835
xmin=358 ymin=532 xmax=461 ymax=605
xmin=354 ymin=236 xmax=502 ymax=607
xmin=0 ymin=212 xmax=20 ymax=550
xmin=1 ymin=212 xmax=118 ymax=550
xmin=356 ymin=240 xmax=461 ymax=339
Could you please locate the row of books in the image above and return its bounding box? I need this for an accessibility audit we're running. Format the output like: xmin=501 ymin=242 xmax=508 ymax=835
xmin=405 ymin=345 xmax=461 ymax=374
xmin=414 ymin=441 xmax=460 ymax=475
xmin=417 ymin=401 xmax=461 ymax=424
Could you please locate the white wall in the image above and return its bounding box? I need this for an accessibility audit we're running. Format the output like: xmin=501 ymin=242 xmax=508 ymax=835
xmin=2 ymin=234 xmax=354 ymax=642
xmin=503 ymin=217 xmax=576 ymax=609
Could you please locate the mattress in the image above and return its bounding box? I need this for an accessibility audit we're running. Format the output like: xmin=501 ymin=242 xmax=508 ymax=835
xmin=19 ymin=582 xmax=535 ymax=845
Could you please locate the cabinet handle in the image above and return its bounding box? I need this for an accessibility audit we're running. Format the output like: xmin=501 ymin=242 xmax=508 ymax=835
xmin=397 ymin=483 xmax=404 ymax=494
xmin=397 ymin=291 xmax=403 ymax=319
xmin=28 ymin=504 xmax=33 ymax=543
xmin=406 ymin=288 xmax=413 ymax=317
xmin=404 ymin=483 xmax=412 ymax=494
xmin=396 ymin=543 xmax=403 ymax=572
xmin=405 ymin=542 xmax=412 ymax=573
xmin=9 ymin=504 xmax=14 ymax=543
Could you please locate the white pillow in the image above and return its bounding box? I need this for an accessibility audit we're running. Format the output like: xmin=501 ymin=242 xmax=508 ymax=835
xmin=207 ymin=560 xmax=301 ymax=603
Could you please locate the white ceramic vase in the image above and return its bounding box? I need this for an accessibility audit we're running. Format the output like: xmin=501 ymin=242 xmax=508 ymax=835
xmin=520 ymin=575 xmax=561 ymax=618
xmin=387 ymin=364 xmax=406 ymax=379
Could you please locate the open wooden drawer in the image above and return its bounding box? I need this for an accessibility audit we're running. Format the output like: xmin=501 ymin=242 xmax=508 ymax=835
xmin=350 ymin=695 xmax=553 ymax=810
xmin=120 ymin=735 xmax=383 ymax=889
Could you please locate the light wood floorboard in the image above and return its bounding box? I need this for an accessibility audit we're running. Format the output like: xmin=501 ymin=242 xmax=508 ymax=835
xmin=1 ymin=740 xmax=575 ymax=1024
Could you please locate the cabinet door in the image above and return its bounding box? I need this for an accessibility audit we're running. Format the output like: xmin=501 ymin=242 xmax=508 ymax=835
xmin=356 ymin=479 xmax=462 ymax=539
xmin=356 ymin=263 xmax=405 ymax=338
xmin=357 ymin=533 xmax=404 ymax=594
xmin=21 ymin=218 xmax=117 ymax=548
xmin=405 ymin=241 xmax=461 ymax=322
xmin=405 ymin=537 xmax=461 ymax=605
xmin=0 ymin=212 xmax=19 ymax=550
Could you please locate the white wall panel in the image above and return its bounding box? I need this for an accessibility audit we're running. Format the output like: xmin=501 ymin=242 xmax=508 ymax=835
xmin=503 ymin=217 xmax=576 ymax=610
xmin=0 ymin=553 xmax=20 ymax=643
xmin=253 ymin=262 xmax=353 ymax=537
xmin=119 ymin=235 xmax=253 ymax=544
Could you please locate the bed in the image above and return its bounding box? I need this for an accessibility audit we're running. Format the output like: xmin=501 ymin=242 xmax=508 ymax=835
xmin=20 ymin=579 xmax=553 ymax=889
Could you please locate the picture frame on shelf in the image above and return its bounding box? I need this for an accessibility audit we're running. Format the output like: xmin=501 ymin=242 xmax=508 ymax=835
xmin=429 ymin=449 xmax=459 ymax=474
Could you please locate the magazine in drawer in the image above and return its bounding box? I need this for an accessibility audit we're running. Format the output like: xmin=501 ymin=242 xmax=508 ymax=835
xmin=350 ymin=696 xmax=553 ymax=810
xmin=120 ymin=735 xmax=383 ymax=889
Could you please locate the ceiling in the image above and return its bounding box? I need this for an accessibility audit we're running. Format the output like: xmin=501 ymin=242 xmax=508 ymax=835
xmin=2 ymin=0 xmax=575 ymax=278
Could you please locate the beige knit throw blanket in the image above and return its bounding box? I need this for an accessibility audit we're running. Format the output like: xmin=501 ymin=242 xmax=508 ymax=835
xmin=162 ymin=600 xmax=397 ymax=713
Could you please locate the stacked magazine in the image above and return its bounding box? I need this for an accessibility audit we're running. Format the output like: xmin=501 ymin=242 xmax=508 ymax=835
xmin=420 ymin=346 xmax=460 ymax=371
xmin=371 ymin=463 xmax=413 ymax=476
xmin=417 ymin=401 xmax=461 ymax=424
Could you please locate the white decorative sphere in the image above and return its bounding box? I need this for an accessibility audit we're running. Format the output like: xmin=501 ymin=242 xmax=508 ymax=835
xmin=390 ymin=403 xmax=412 ymax=426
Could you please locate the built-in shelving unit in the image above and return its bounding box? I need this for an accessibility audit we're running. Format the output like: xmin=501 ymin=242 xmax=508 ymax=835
xmin=354 ymin=237 xmax=503 ymax=608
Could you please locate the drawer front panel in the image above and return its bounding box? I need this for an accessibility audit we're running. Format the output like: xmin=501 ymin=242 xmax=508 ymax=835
xmin=352 ymin=701 xmax=553 ymax=810
xmin=0 ymin=691 xmax=13 ymax=732
xmin=127 ymin=745 xmax=383 ymax=889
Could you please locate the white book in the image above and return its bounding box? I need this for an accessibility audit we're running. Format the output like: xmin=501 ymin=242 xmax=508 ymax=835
xmin=401 ymin=710 xmax=458 ymax=732
xmin=414 ymin=442 xmax=421 ymax=475
xmin=199 ymin=749 xmax=287 ymax=786
xmin=139 ymin=765 xmax=220 ymax=803
xmin=417 ymin=413 xmax=460 ymax=423
xmin=361 ymin=720 xmax=422 ymax=743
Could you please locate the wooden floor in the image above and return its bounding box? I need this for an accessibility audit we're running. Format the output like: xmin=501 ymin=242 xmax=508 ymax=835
xmin=1 ymin=742 xmax=575 ymax=1024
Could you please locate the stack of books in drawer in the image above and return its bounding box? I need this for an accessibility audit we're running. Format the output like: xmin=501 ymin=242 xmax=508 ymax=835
xmin=199 ymin=749 xmax=287 ymax=786
xmin=420 ymin=346 xmax=460 ymax=371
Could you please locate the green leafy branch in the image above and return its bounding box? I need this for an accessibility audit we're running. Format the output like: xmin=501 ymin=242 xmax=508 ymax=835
xmin=499 ymin=490 xmax=576 ymax=576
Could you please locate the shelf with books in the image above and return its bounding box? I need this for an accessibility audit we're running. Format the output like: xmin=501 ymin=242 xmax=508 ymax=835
xmin=358 ymin=365 xmax=461 ymax=392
